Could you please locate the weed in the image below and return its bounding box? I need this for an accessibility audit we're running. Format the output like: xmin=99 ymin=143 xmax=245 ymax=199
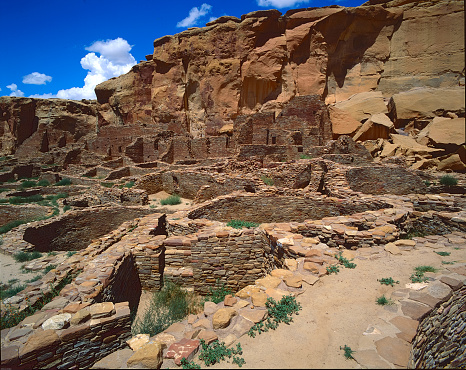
xmin=326 ymin=265 xmax=339 ymax=275
xmin=37 ymin=179 xmax=50 ymax=187
xmin=409 ymin=265 xmax=438 ymax=283
xmin=439 ymin=175 xmax=458 ymax=186
xmin=435 ymin=251 xmax=450 ymax=257
xmin=204 ymin=279 xmax=232 ymax=304
xmin=248 ymin=295 xmax=301 ymax=338
xmin=340 ymin=345 xmax=355 ymax=360
xmin=44 ymin=265 xmax=57 ymax=274
xmin=66 ymin=251 xmax=77 ymax=257
xmin=119 ymin=181 xmax=135 ymax=189
xmin=198 ymin=339 xmax=245 ymax=367
xmin=0 ymin=220 xmax=28 ymax=234
xmin=8 ymin=194 xmax=44 ymax=204
xmin=181 ymin=358 xmax=201 ymax=369
xmin=14 ymin=251 xmax=42 ymax=263
xmin=442 ymin=260 xmax=455 ymax=265
xmin=226 ymin=220 xmax=259 ymax=229
xmin=26 ymin=275 xmax=42 ymax=283
xmin=0 ymin=284 xmax=26 ymax=300
xmin=160 ymin=194 xmax=181 ymax=206
xmin=100 ymin=182 xmax=115 ymax=188
xmin=131 ymin=282 xmax=201 ymax=337
xmin=47 ymin=251 xmax=57 ymax=256
xmin=54 ymin=178 xmax=72 ymax=186
xmin=424 ymin=180 xmax=431 ymax=187
xmin=336 ymin=252 xmax=357 ymax=269
xmin=377 ymin=277 xmax=399 ymax=287
xmin=415 ymin=265 xmax=438 ymax=274
xmin=300 ymin=154 xmax=313 ymax=159
xmin=260 ymin=175 xmax=274 ymax=186
xmin=63 ymin=204 xmax=71 ymax=212
xmin=376 ymin=295 xmax=393 ymax=306
xmin=19 ymin=180 xmax=37 ymax=189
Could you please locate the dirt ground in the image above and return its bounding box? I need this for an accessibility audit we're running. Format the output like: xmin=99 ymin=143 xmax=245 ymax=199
xmin=189 ymin=244 xmax=465 ymax=369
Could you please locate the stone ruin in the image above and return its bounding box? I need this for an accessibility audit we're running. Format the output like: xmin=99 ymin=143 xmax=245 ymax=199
xmin=0 ymin=0 xmax=465 ymax=368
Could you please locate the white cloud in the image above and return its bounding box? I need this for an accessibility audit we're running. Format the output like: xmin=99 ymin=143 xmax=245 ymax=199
xmin=23 ymin=72 xmax=52 ymax=85
xmin=257 ymin=0 xmax=310 ymax=8
xmin=29 ymin=38 xmax=136 ymax=100
xmin=177 ymin=4 xmax=212 ymax=28
xmin=6 ymin=83 xmax=24 ymax=97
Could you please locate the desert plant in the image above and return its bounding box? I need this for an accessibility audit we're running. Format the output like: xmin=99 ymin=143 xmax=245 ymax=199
xmin=8 ymin=194 xmax=44 ymax=204
xmin=424 ymin=180 xmax=431 ymax=187
xmin=441 ymin=260 xmax=455 ymax=265
xmin=340 ymin=345 xmax=355 ymax=360
xmin=44 ymin=264 xmax=57 ymax=274
xmin=336 ymin=252 xmax=357 ymax=269
xmin=66 ymin=251 xmax=77 ymax=257
xmin=248 ymin=295 xmax=302 ymax=338
xmin=160 ymin=194 xmax=181 ymax=206
xmin=204 ymin=279 xmax=232 ymax=304
xmin=439 ymin=175 xmax=458 ymax=186
xmin=100 ymin=182 xmax=115 ymax=188
xmin=54 ymin=178 xmax=72 ymax=186
xmin=198 ymin=339 xmax=245 ymax=367
xmin=376 ymin=295 xmax=393 ymax=306
xmin=181 ymin=358 xmax=201 ymax=369
xmin=63 ymin=204 xmax=71 ymax=212
xmin=0 ymin=220 xmax=28 ymax=234
xmin=326 ymin=265 xmax=339 ymax=275
xmin=300 ymin=154 xmax=313 ymax=159
xmin=377 ymin=277 xmax=399 ymax=287
xmin=0 ymin=283 xmax=27 ymax=300
xmin=37 ymin=179 xmax=50 ymax=187
xmin=47 ymin=251 xmax=57 ymax=256
xmin=131 ymin=282 xmax=201 ymax=336
xmin=226 ymin=219 xmax=259 ymax=229
xmin=260 ymin=175 xmax=274 ymax=186
xmin=14 ymin=251 xmax=42 ymax=262
xmin=435 ymin=251 xmax=450 ymax=257
xmin=119 ymin=181 xmax=135 ymax=189
xmin=19 ymin=180 xmax=37 ymax=189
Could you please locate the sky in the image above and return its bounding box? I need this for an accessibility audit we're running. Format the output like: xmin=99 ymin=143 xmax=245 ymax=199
xmin=0 ymin=0 xmax=365 ymax=100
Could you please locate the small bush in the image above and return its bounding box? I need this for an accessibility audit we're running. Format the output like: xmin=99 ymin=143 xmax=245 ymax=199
xmin=14 ymin=251 xmax=42 ymax=262
xmin=378 ymin=277 xmax=399 ymax=287
xmin=204 ymin=279 xmax=232 ymax=304
xmin=63 ymin=204 xmax=71 ymax=212
xmin=160 ymin=194 xmax=182 ymax=206
xmin=300 ymin=154 xmax=313 ymax=159
xmin=132 ymin=282 xmax=200 ymax=337
xmin=44 ymin=264 xmax=57 ymax=274
xmin=66 ymin=251 xmax=77 ymax=257
xmin=0 ymin=284 xmax=26 ymax=300
xmin=181 ymin=358 xmax=201 ymax=369
xmin=326 ymin=265 xmax=339 ymax=275
xmin=439 ymin=175 xmax=458 ymax=186
xmin=226 ymin=220 xmax=259 ymax=229
xmin=26 ymin=275 xmax=42 ymax=283
xmin=55 ymin=178 xmax=72 ymax=186
xmin=336 ymin=252 xmax=357 ymax=269
xmin=415 ymin=265 xmax=438 ymax=274
xmin=198 ymin=339 xmax=245 ymax=367
xmin=119 ymin=181 xmax=135 ymax=189
xmin=19 ymin=180 xmax=37 ymax=189
xmin=100 ymin=182 xmax=115 ymax=188
xmin=248 ymin=295 xmax=301 ymax=338
xmin=340 ymin=345 xmax=355 ymax=360
xmin=424 ymin=180 xmax=431 ymax=187
xmin=37 ymin=179 xmax=50 ymax=187
xmin=0 ymin=220 xmax=28 ymax=234
xmin=376 ymin=295 xmax=393 ymax=306
xmin=435 ymin=251 xmax=450 ymax=257
xmin=260 ymin=175 xmax=274 ymax=186
xmin=8 ymin=194 xmax=44 ymax=204
xmin=410 ymin=265 xmax=438 ymax=283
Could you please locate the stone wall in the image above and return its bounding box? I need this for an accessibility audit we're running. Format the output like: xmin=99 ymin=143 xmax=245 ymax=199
xmin=187 ymin=193 xmax=390 ymax=224
xmin=22 ymin=206 xmax=152 ymax=252
xmin=408 ymin=285 xmax=466 ymax=368
xmin=0 ymin=204 xmax=50 ymax=226
xmin=1 ymin=302 xmax=132 ymax=369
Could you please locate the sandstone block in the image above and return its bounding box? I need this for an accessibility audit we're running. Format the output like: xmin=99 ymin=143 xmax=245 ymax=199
xmin=41 ymin=313 xmax=71 ymax=330
xmin=255 ymin=275 xmax=281 ymax=289
xmin=251 ymin=292 xmax=268 ymax=307
xmin=127 ymin=334 xmax=150 ymax=351
xmin=212 ymin=308 xmax=237 ymax=329
xmin=165 ymin=338 xmax=200 ymax=365
xmin=270 ymin=269 xmax=293 ymax=279
xmin=197 ymin=330 xmax=218 ymax=345
xmin=283 ymin=275 xmax=302 ymax=288
xmin=127 ymin=341 xmax=163 ymax=369
xmin=223 ymin=295 xmax=237 ymax=307
xmin=90 ymin=302 xmax=115 ymax=319
xmin=204 ymin=301 xmax=219 ymax=316
xmin=239 ymin=308 xmax=268 ymax=324
xmin=19 ymin=330 xmax=60 ymax=358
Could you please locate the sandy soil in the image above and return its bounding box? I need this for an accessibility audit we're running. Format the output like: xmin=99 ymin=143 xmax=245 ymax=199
xmin=0 ymin=252 xmax=42 ymax=288
xmin=193 ymin=244 xmax=465 ymax=369
xmin=147 ymin=191 xmax=193 ymax=212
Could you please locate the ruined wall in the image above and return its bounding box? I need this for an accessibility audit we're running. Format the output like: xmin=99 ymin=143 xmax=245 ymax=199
xmin=408 ymin=285 xmax=466 ymax=369
xmin=0 ymin=204 xmax=50 ymax=226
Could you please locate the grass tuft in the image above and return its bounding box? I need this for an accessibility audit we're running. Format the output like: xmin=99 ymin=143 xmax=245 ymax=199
xmin=439 ymin=175 xmax=458 ymax=186
xmin=160 ymin=194 xmax=181 ymax=206
xmin=54 ymin=178 xmax=72 ymax=186
xmin=14 ymin=251 xmax=42 ymax=262
xmin=226 ymin=220 xmax=259 ymax=229
xmin=376 ymin=295 xmax=393 ymax=306
xmin=340 ymin=345 xmax=355 ymax=360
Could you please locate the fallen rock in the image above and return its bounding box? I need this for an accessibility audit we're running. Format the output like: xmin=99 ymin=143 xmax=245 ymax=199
xmin=165 ymin=338 xmax=200 ymax=365
xmin=239 ymin=308 xmax=268 ymax=324
xmin=197 ymin=330 xmax=218 ymax=345
xmin=204 ymin=301 xmax=219 ymax=316
xmin=283 ymin=275 xmax=302 ymax=288
xmin=223 ymin=294 xmax=237 ymax=307
xmin=333 ymin=91 xmax=388 ymax=123
xmin=235 ymin=285 xmax=261 ymax=299
xmin=127 ymin=334 xmax=150 ymax=351
xmin=41 ymin=313 xmax=71 ymax=330
xmin=353 ymin=113 xmax=395 ymax=141
xmin=437 ymin=154 xmax=466 ymax=172
xmin=251 ymin=292 xmax=268 ymax=307
xmin=255 ymin=275 xmax=281 ymax=289
xmin=270 ymin=269 xmax=294 ymax=279
xmin=127 ymin=341 xmax=163 ymax=369
xmin=212 ymin=308 xmax=237 ymax=329
xmin=328 ymin=105 xmax=361 ymax=138
xmin=384 ymin=243 xmax=401 ymax=255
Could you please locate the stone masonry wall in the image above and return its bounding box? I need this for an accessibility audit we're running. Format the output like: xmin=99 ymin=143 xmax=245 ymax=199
xmin=408 ymin=285 xmax=466 ymax=368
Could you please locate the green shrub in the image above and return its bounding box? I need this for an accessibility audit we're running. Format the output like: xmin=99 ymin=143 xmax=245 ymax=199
xmin=439 ymin=175 xmax=458 ymax=186
xmin=377 ymin=277 xmax=399 ymax=287
xmin=336 ymin=252 xmax=357 ymax=269
xmin=226 ymin=220 xmax=259 ymax=229
xmin=198 ymin=339 xmax=245 ymax=367
xmin=131 ymin=282 xmax=200 ymax=337
xmin=44 ymin=264 xmax=57 ymax=274
xmin=260 ymin=175 xmax=274 ymax=186
xmin=19 ymin=180 xmax=37 ymax=189
xmin=248 ymin=295 xmax=302 ymax=338
xmin=376 ymin=295 xmax=393 ymax=306
xmin=100 ymin=182 xmax=115 ymax=188
xmin=415 ymin=265 xmax=438 ymax=274
xmin=119 ymin=181 xmax=135 ymax=189
xmin=204 ymin=279 xmax=232 ymax=304
xmin=13 ymin=251 xmax=42 ymax=262
xmin=63 ymin=204 xmax=71 ymax=212
xmin=0 ymin=283 xmax=26 ymax=300
xmin=424 ymin=180 xmax=431 ymax=187
xmin=55 ymin=178 xmax=72 ymax=186
xmin=66 ymin=251 xmax=77 ymax=257
xmin=160 ymin=194 xmax=181 ymax=206
xmin=340 ymin=345 xmax=355 ymax=360
xmin=299 ymin=154 xmax=313 ymax=159
xmin=8 ymin=194 xmax=44 ymax=204
xmin=326 ymin=265 xmax=339 ymax=275
xmin=37 ymin=179 xmax=50 ymax=187
xmin=181 ymin=358 xmax=201 ymax=369
xmin=435 ymin=251 xmax=450 ymax=257
xmin=0 ymin=220 xmax=28 ymax=234
xmin=410 ymin=265 xmax=438 ymax=283
xmin=26 ymin=275 xmax=42 ymax=283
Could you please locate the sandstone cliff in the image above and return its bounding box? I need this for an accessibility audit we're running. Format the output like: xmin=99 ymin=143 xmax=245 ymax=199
xmin=95 ymin=0 xmax=464 ymax=138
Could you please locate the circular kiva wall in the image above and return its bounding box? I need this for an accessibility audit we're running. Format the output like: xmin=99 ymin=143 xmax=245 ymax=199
xmin=187 ymin=193 xmax=390 ymax=224
xmin=346 ymin=167 xmax=427 ymax=195
xmin=22 ymin=206 xmax=153 ymax=252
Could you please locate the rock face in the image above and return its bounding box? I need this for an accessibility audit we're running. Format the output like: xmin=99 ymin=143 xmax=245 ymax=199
xmin=95 ymin=0 xmax=464 ymax=137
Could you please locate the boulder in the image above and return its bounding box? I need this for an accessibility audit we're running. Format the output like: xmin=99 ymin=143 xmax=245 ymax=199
xmin=390 ymin=134 xmax=443 ymax=156
xmin=127 ymin=341 xmax=163 ymax=369
xmin=41 ymin=313 xmax=72 ymax=330
xmin=333 ymin=91 xmax=388 ymax=123
xmin=353 ymin=113 xmax=395 ymax=141
xmin=212 ymin=308 xmax=237 ymax=329
xmin=417 ymin=117 xmax=466 ymax=147
xmin=437 ymin=154 xmax=466 ymax=172
xmin=388 ymin=87 xmax=465 ymax=128
xmin=328 ymin=106 xmax=361 ymax=138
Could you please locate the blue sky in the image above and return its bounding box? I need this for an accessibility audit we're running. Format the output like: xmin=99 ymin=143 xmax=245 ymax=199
xmin=0 ymin=0 xmax=365 ymax=100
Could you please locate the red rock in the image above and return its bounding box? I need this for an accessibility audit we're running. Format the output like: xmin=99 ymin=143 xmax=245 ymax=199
xmin=165 ymin=338 xmax=200 ymax=365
